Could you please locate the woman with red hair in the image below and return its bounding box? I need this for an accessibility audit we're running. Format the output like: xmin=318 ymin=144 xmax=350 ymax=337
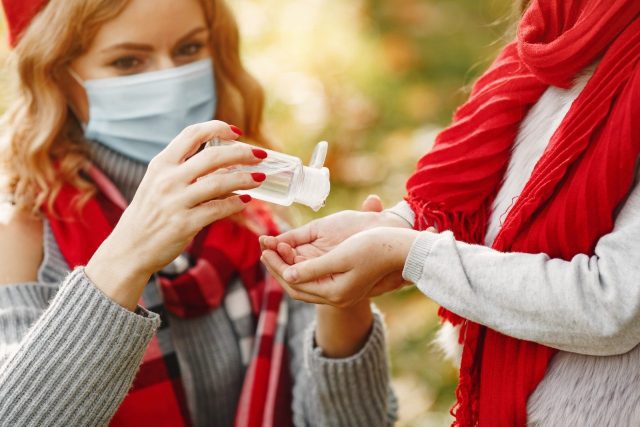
xmin=262 ymin=0 xmax=640 ymax=425
xmin=0 ymin=0 xmax=396 ymax=425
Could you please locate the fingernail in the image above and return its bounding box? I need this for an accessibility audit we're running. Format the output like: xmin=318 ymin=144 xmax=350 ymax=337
xmin=252 ymin=148 xmax=268 ymax=159
xmin=251 ymin=172 xmax=266 ymax=182
xmin=240 ymin=194 xmax=252 ymax=203
xmin=230 ymin=125 xmax=244 ymax=136
xmin=284 ymin=268 xmax=298 ymax=283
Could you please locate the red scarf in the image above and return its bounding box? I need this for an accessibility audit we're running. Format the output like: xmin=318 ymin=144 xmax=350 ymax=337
xmin=45 ymin=165 xmax=293 ymax=427
xmin=405 ymin=1 xmax=640 ymax=425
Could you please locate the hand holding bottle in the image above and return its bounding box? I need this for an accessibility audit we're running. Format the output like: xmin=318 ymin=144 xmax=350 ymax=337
xmin=85 ymin=121 xmax=266 ymax=311
xmin=207 ymin=139 xmax=331 ymax=211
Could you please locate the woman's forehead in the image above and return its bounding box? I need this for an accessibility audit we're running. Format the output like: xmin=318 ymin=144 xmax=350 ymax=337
xmin=88 ymin=0 xmax=208 ymax=53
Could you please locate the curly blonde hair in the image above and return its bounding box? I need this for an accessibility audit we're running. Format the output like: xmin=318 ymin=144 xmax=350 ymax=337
xmin=0 ymin=0 xmax=269 ymax=213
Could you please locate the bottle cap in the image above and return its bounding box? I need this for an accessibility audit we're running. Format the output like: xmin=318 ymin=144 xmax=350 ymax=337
xmin=294 ymin=166 xmax=330 ymax=211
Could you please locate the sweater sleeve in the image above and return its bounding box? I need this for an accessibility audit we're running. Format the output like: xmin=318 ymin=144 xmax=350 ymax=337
xmin=402 ymin=179 xmax=640 ymax=356
xmin=287 ymin=299 xmax=397 ymax=427
xmin=385 ymin=201 xmax=415 ymax=227
xmin=0 ymin=268 xmax=160 ymax=426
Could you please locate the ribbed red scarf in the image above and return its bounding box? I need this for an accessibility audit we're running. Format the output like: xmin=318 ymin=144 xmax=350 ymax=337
xmin=405 ymin=1 xmax=640 ymax=425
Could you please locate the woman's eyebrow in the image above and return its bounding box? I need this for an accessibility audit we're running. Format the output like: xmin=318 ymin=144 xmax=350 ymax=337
xmin=101 ymin=42 xmax=154 ymax=53
xmin=99 ymin=27 xmax=206 ymax=54
xmin=173 ymin=27 xmax=208 ymax=47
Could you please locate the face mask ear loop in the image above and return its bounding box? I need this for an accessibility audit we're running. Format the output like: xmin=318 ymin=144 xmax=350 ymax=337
xmin=67 ymin=67 xmax=85 ymax=86
xmin=66 ymin=67 xmax=89 ymax=128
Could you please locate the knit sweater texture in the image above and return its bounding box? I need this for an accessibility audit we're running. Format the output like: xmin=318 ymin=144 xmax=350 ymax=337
xmin=0 ymin=142 xmax=397 ymax=427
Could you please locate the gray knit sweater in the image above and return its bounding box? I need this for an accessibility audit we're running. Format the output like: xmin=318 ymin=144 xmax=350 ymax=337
xmin=0 ymin=143 xmax=397 ymax=427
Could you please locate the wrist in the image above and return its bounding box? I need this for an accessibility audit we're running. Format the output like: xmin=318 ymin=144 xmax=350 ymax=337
xmin=371 ymin=227 xmax=420 ymax=272
xmin=85 ymin=240 xmax=152 ymax=311
xmin=380 ymin=210 xmax=413 ymax=229
xmin=315 ymin=300 xmax=373 ymax=358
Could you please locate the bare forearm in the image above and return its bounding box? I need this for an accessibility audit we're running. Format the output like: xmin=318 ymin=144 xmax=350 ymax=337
xmin=314 ymin=301 xmax=374 ymax=358
xmin=85 ymin=237 xmax=152 ymax=311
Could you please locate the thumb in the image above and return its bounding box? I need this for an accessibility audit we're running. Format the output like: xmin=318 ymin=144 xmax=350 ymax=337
xmin=361 ymin=194 xmax=384 ymax=213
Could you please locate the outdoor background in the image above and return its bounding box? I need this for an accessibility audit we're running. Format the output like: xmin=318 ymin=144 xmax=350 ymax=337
xmin=0 ymin=1 xmax=515 ymax=425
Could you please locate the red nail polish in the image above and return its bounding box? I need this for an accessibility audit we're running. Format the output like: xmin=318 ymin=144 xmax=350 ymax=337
xmin=230 ymin=125 xmax=244 ymax=136
xmin=251 ymin=172 xmax=267 ymax=182
xmin=240 ymin=194 xmax=252 ymax=203
xmin=252 ymin=148 xmax=268 ymax=159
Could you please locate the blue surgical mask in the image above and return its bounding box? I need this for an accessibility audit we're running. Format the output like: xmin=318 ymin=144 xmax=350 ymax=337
xmin=72 ymin=59 xmax=216 ymax=163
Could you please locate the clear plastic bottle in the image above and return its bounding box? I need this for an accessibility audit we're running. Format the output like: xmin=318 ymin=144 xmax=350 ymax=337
xmin=206 ymin=138 xmax=331 ymax=211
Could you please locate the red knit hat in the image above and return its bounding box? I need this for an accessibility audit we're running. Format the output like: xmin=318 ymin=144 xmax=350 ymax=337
xmin=2 ymin=0 xmax=48 ymax=47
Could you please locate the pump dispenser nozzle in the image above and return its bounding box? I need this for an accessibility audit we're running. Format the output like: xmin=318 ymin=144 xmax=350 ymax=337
xmin=294 ymin=141 xmax=330 ymax=211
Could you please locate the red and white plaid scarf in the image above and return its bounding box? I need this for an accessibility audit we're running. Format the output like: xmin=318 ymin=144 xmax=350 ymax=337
xmin=45 ymin=165 xmax=293 ymax=427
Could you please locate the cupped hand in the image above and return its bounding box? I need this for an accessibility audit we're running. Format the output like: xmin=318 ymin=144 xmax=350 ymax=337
xmin=259 ymin=194 xmax=411 ymax=264
xmin=86 ymin=120 xmax=266 ymax=310
xmin=261 ymin=227 xmax=420 ymax=308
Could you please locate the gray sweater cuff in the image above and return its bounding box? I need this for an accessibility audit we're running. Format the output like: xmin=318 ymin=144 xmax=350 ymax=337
xmin=304 ymin=312 xmax=396 ymax=426
xmin=402 ymin=230 xmax=442 ymax=283
xmin=0 ymin=268 xmax=160 ymax=426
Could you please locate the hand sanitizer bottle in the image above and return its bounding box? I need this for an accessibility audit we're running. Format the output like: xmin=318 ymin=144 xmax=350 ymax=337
xmin=206 ymin=139 xmax=331 ymax=211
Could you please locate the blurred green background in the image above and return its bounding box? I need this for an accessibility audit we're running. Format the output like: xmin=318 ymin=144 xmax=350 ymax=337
xmin=0 ymin=1 xmax=515 ymax=425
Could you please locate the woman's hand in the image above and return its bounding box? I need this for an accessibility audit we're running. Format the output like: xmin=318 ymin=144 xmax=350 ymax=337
xmin=262 ymin=227 xmax=420 ymax=308
xmin=86 ymin=120 xmax=266 ymax=310
xmin=261 ymin=196 xmax=407 ymax=358
xmin=259 ymin=195 xmax=411 ymax=263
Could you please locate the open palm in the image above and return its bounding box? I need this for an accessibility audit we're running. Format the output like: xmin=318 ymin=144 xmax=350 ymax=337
xmin=260 ymin=195 xmax=410 ymax=264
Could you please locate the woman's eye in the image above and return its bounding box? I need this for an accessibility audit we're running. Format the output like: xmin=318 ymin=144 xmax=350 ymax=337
xmin=110 ymin=56 xmax=142 ymax=71
xmin=176 ymin=42 xmax=204 ymax=57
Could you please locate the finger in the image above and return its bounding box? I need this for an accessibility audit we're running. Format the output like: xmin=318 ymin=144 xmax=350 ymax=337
xmin=259 ymin=236 xmax=269 ymax=251
xmin=286 ymin=279 xmax=332 ymax=296
xmin=271 ymin=274 xmax=330 ymax=304
xmin=262 ymin=250 xmax=330 ymax=302
xmin=261 ymin=254 xmax=330 ymax=304
xmin=276 ymin=242 xmax=297 ymax=265
xmin=281 ymin=284 xmax=329 ymax=304
xmin=282 ymin=251 xmax=348 ymax=284
xmin=360 ymin=194 xmax=384 ymax=213
xmin=271 ymin=222 xmax=316 ymax=248
xmin=180 ymin=143 xmax=265 ymax=183
xmin=287 ymin=271 xmax=368 ymax=307
xmin=160 ymin=120 xmax=240 ymax=163
xmin=293 ymin=244 xmax=325 ymax=259
xmin=261 ymin=249 xmax=292 ymax=279
xmin=191 ymin=194 xmax=250 ymax=227
xmin=293 ymin=255 xmax=307 ymax=264
xmin=260 ymin=235 xmax=279 ymax=251
xmin=184 ymin=172 xmax=262 ymax=207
